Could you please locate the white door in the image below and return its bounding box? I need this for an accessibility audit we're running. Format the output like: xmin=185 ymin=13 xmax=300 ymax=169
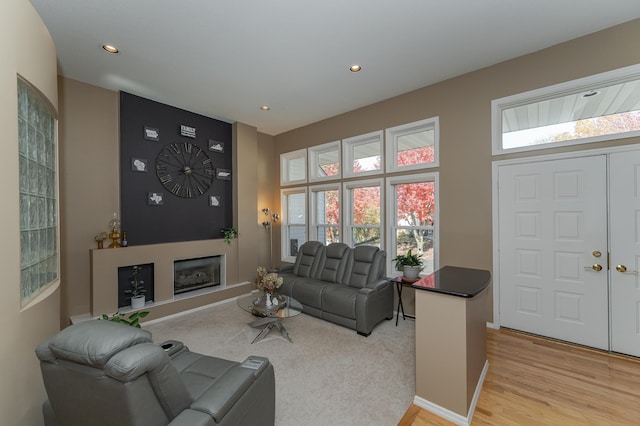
xmin=610 ymin=151 xmax=640 ymax=356
xmin=498 ymin=156 xmax=609 ymax=350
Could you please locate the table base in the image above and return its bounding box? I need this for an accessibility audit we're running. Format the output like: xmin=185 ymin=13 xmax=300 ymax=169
xmin=248 ymin=317 xmax=293 ymax=344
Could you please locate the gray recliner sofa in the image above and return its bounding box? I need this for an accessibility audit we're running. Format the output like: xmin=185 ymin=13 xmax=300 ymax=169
xmin=278 ymin=241 xmax=393 ymax=336
xmin=35 ymin=320 xmax=275 ymax=426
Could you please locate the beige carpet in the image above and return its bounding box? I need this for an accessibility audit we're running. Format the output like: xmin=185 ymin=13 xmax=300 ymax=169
xmin=144 ymin=295 xmax=416 ymax=426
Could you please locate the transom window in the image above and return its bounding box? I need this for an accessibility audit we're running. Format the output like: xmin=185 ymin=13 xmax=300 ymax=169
xmin=342 ymin=131 xmax=383 ymax=178
xmin=493 ymin=64 xmax=640 ymax=155
xmin=308 ymin=141 xmax=340 ymax=182
xmin=280 ymin=149 xmax=307 ymax=185
xmin=386 ymin=117 xmax=439 ymax=172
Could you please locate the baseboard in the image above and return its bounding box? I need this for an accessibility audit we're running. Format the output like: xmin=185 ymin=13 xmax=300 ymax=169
xmin=413 ymin=360 xmax=489 ymax=426
xmin=486 ymin=321 xmax=499 ymax=329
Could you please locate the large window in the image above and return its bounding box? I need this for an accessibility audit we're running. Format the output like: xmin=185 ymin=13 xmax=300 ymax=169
xmin=343 ymin=179 xmax=383 ymax=248
xmin=493 ymin=64 xmax=640 ymax=155
xmin=309 ymin=184 xmax=340 ymax=244
xmin=18 ymin=77 xmax=59 ymax=306
xmin=281 ymin=187 xmax=307 ymax=262
xmin=386 ymin=173 xmax=437 ymax=277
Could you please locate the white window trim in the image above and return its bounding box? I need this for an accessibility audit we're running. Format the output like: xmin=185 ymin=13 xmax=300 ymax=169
xmin=309 ymin=183 xmax=341 ymax=243
xmin=280 ymin=148 xmax=308 ymax=186
xmin=342 ymin=130 xmax=384 ymax=179
xmin=308 ymin=140 xmax=341 ymax=182
xmin=492 ymin=63 xmax=640 ymax=156
xmin=385 ymin=117 xmax=440 ymax=173
xmin=342 ymin=177 xmax=384 ymax=248
xmin=280 ymin=187 xmax=308 ymax=263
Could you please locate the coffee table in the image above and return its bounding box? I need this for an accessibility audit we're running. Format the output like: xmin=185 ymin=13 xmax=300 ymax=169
xmin=236 ymin=293 xmax=303 ymax=344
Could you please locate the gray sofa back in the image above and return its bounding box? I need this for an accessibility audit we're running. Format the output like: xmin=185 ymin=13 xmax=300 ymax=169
xmin=292 ymin=240 xmax=324 ymax=277
xmin=316 ymin=242 xmax=350 ymax=283
xmin=342 ymin=245 xmax=386 ymax=288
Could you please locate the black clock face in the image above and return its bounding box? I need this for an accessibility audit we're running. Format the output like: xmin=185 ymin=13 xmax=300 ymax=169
xmin=156 ymin=142 xmax=214 ymax=198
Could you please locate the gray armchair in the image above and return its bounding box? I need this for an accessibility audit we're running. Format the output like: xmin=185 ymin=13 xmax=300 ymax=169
xmin=35 ymin=320 xmax=275 ymax=426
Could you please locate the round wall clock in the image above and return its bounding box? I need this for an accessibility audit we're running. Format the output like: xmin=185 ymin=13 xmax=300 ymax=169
xmin=156 ymin=142 xmax=214 ymax=198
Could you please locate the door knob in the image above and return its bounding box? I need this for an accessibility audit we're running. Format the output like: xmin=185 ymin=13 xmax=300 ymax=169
xmin=584 ymin=264 xmax=603 ymax=272
xmin=616 ymin=264 xmax=627 ymax=273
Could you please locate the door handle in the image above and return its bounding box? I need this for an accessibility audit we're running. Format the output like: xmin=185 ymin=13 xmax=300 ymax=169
xmin=584 ymin=264 xmax=603 ymax=272
xmin=615 ymin=264 xmax=639 ymax=274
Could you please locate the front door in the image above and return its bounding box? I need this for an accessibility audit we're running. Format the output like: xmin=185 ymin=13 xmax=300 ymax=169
xmin=610 ymin=151 xmax=640 ymax=356
xmin=498 ymin=156 xmax=609 ymax=350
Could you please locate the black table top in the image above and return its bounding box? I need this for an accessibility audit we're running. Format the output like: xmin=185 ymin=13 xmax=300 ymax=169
xmin=411 ymin=265 xmax=491 ymax=298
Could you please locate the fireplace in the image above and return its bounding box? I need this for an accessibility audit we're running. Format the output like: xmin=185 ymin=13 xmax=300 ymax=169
xmin=174 ymin=255 xmax=222 ymax=295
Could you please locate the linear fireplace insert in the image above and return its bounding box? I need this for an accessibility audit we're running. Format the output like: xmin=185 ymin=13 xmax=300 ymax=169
xmin=174 ymin=255 xmax=221 ymax=295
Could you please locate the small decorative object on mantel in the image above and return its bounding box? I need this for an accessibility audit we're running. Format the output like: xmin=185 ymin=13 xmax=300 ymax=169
xmin=100 ymin=310 xmax=149 ymax=328
xmin=221 ymin=227 xmax=237 ymax=244
xmin=108 ymin=212 xmax=121 ymax=248
xmin=125 ymin=265 xmax=147 ymax=309
xmin=94 ymin=232 xmax=108 ymax=249
xmin=391 ymin=249 xmax=424 ymax=281
xmin=255 ymin=266 xmax=283 ymax=306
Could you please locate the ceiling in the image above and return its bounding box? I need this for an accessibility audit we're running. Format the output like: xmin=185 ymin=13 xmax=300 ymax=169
xmin=29 ymin=0 xmax=640 ymax=136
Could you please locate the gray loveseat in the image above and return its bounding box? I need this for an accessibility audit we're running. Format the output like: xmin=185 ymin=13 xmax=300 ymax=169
xmin=278 ymin=241 xmax=393 ymax=336
xmin=36 ymin=320 xmax=275 ymax=426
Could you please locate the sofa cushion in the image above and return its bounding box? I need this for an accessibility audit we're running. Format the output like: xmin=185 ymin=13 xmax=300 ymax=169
xmin=315 ymin=242 xmax=350 ymax=283
xmin=343 ymin=246 xmax=385 ymax=289
xmin=292 ymin=241 xmax=324 ymax=277
xmin=292 ymin=277 xmax=334 ymax=309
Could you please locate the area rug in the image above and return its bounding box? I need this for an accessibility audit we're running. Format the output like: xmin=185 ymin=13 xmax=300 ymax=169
xmin=144 ymin=296 xmax=416 ymax=426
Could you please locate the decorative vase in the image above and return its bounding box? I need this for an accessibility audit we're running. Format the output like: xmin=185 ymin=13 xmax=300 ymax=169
xmin=131 ymin=295 xmax=145 ymax=309
xmin=403 ymin=266 xmax=421 ymax=280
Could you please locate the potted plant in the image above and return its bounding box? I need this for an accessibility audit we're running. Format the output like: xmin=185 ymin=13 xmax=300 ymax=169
xmin=125 ymin=265 xmax=146 ymax=309
xmin=101 ymin=310 xmax=149 ymax=328
xmin=392 ymin=249 xmax=424 ymax=280
xmin=221 ymin=227 xmax=238 ymax=244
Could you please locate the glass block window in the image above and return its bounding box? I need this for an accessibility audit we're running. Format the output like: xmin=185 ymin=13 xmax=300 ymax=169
xmin=18 ymin=78 xmax=58 ymax=306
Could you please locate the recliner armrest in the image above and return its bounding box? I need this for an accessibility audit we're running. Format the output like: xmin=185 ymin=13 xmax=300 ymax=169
xmin=189 ymin=357 xmax=271 ymax=423
xmin=363 ymin=278 xmax=390 ymax=291
xmin=279 ymin=262 xmax=294 ymax=273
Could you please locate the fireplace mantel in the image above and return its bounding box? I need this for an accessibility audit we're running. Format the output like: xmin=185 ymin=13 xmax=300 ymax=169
xmin=90 ymin=238 xmax=249 ymax=319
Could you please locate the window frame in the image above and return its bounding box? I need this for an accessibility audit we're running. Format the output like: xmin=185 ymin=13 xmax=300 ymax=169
xmin=280 ymin=186 xmax=308 ymax=263
xmin=280 ymin=148 xmax=307 ymax=186
xmin=342 ymin=130 xmax=384 ymax=179
xmin=308 ymin=140 xmax=341 ymax=182
xmin=492 ymin=63 xmax=640 ymax=156
xmin=309 ymin=183 xmax=341 ymax=245
xmin=385 ymin=172 xmax=439 ymax=277
xmin=385 ymin=117 xmax=439 ymax=172
xmin=342 ymin=177 xmax=384 ymax=248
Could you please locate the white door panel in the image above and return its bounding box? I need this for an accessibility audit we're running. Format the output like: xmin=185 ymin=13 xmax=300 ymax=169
xmin=498 ymin=156 xmax=609 ymax=349
xmin=610 ymin=151 xmax=640 ymax=357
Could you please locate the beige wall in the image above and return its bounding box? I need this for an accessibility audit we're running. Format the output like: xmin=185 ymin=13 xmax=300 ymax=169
xmin=1 ymin=0 xmax=59 ymax=425
xmin=274 ymin=19 xmax=640 ymax=319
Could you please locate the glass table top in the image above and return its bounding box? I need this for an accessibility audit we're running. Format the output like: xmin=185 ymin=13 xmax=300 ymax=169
xmin=236 ymin=293 xmax=303 ymax=319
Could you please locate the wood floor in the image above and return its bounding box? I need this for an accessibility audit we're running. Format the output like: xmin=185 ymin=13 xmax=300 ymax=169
xmin=398 ymin=328 xmax=640 ymax=425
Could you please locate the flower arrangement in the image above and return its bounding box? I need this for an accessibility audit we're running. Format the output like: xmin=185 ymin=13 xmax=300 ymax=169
xmin=254 ymin=266 xmax=283 ymax=294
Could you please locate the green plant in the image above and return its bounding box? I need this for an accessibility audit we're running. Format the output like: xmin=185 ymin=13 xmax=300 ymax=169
xmin=391 ymin=249 xmax=424 ymax=271
xmin=124 ymin=265 xmax=146 ymax=298
xmin=100 ymin=311 xmax=149 ymax=328
xmin=221 ymin=227 xmax=238 ymax=244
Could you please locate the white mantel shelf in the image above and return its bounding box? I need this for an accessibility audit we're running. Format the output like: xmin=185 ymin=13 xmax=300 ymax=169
xmin=90 ymin=238 xmax=247 ymax=319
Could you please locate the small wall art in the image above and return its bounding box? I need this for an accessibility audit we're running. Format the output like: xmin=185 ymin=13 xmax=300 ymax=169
xmin=208 ymin=139 xmax=224 ymax=153
xmin=144 ymin=126 xmax=159 ymax=141
xmin=216 ymin=168 xmax=231 ymax=180
xmin=180 ymin=124 xmax=196 ymax=138
xmin=148 ymin=192 xmax=164 ymax=206
xmin=209 ymin=195 xmax=221 ymax=207
xmin=131 ymin=157 xmax=148 ymax=172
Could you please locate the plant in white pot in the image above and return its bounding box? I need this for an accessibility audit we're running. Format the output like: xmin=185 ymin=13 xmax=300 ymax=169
xmin=392 ymin=249 xmax=424 ymax=280
xmin=125 ymin=265 xmax=147 ymax=309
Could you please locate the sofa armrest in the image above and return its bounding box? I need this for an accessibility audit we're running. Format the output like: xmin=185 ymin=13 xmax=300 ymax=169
xmin=168 ymin=409 xmax=215 ymax=426
xmin=189 ymin=357 xmax=271 ymax=423
xmin=279 ymin=262 xmax=294 ymax=273
xmin=361 ymin=278 xmax=390 ymax=292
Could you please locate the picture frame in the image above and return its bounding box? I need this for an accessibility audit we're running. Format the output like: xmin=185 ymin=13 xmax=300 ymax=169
xmin=216 ymin=168 xmax=231 ymax=180
xmin=131 ymin=157 xmax=148 ymax=172
xmin=143 ymin=126 xmax=159 ymax=141
xmin=208 ymin=139 xmax=224 ymax=153
xmin=148 ymin=192 xmax=164 ymax=206
xmin=209 ymin=195 xmax=222 ymax=207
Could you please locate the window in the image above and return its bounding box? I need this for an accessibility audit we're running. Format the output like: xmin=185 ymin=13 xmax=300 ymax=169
xmin=342 ymin=131 xmax=383 ymax=178
xmin=280 ymin=149 xmax=307 ymax=185
xmin=343 ymin=178 xmax=383 ymax=248
xmin=493 ymin=64 xmax=640 ymax=155
xmin=386 ymin=173 xmax=438 ymax=277
xmin=309 ymin=184 xmax=340 ymax=244
xmin=386 ymin=117 xmax=439 ymax=172
xmin=18 ymin=77 xmax=59 ymax=306
xmin=308 ymin=141 xmax=341 ymax=182
xmin=281 ymin=187 xmax=307 ymax=262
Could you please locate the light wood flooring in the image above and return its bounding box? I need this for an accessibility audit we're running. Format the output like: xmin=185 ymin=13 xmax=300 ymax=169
xmin=398 ymin=328 xmax=640 ymax=425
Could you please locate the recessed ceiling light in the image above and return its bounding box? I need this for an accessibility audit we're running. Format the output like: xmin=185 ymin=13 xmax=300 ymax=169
xmin=260 ymin=106 xmax=270 ymax=111
xmin=102 ymin=44 xmax=119 ymax=54
xmin=349 ymin=65 xmax=362 ymax=72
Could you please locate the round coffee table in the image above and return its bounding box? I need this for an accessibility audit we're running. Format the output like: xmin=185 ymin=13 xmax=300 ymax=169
xmin=236 ymin=293 xmax=303 ymax=344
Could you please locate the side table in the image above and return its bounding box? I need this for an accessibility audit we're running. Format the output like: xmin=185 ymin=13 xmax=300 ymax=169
xmin=391 ymin=276 xmax=417 ymax=325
